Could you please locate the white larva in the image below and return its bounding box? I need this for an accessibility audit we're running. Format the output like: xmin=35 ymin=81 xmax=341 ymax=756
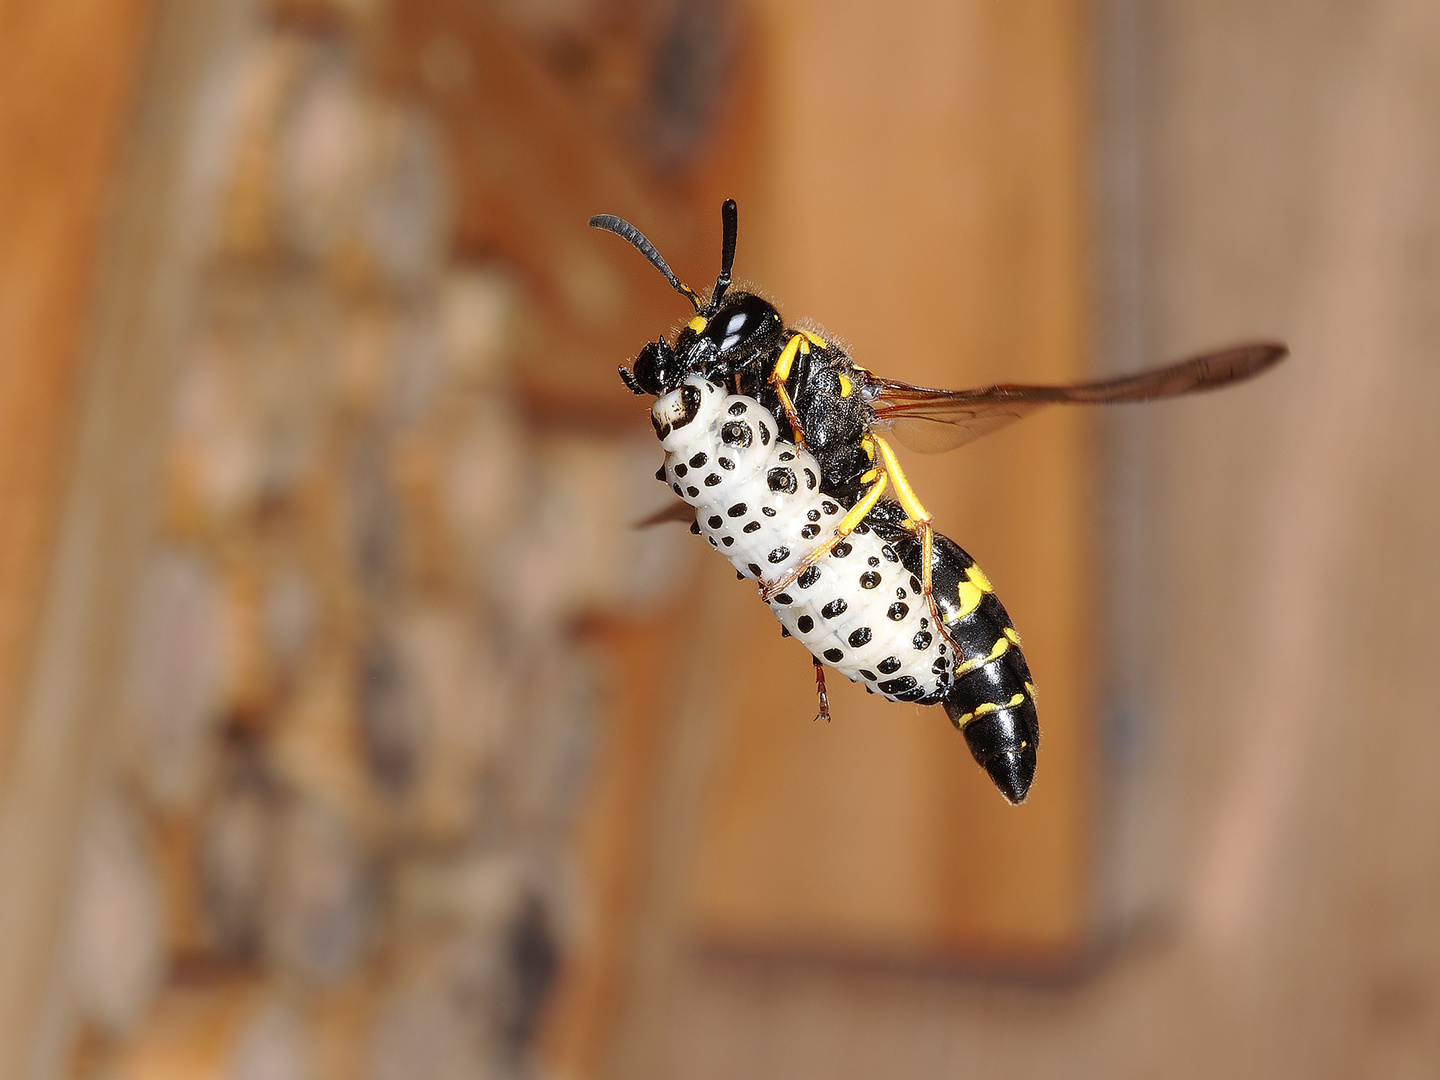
xmin=655 ymin=377 xmax=950 ymax=702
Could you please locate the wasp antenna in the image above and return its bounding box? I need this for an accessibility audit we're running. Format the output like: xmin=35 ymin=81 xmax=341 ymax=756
xmin=588 ymin=213 xmax=702 ymax=311
xmin=711 ymin=198 xmax=738 ymax=309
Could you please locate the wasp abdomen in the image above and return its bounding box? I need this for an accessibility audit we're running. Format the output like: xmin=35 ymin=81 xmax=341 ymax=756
xmin=917 ymin=532 xmax=1039 ymax=803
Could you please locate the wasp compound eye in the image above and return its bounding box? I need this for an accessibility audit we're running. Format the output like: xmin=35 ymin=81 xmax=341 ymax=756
xmin=633 ymin=339 xmax=679 ymax=396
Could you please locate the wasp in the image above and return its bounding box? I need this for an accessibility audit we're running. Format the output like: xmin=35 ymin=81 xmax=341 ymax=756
xmin=591 ymin=200 xmax=1285 ymax=803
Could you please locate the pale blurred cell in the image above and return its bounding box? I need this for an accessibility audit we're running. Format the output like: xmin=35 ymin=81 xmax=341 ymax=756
xmin=265 ymin=800 xmax=374 ymax=984
xmin=229 ymin=1000 xmax=317 ymax=1080
xmin=200 ymin=753 xmax=279 ymax=958
xmin=503 ymin=435 xmax=694 ymax=632
xmin=124 ymin=549 xmax=233 ymax=811
xmin=359 ymin=105 xmax=451 ymax=290
xmin=439 ymin=265 xmax=523 ymax=384
xmin=262 ymin=561 xmax=317 ymax=680
xmin=66 ymin=795 xmax=168 ymax=1037
xmin=442 ymin=399 xmax=532 ymax=577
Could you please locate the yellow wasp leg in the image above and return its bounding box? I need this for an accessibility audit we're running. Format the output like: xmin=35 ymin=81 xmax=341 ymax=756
xmin=869 ymin=434 xmax=943 ymax=625
xmin=760 ymin=469 xmax=888 ymax=599
xmin=769 ymin=333 xmax=810 ymax=448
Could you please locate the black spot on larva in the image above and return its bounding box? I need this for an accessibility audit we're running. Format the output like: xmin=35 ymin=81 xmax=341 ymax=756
xmin=823 ymin=648 xmax=844 ymax=663
xmin=831 ymin=542 xmax=852 ymax=558
xmin=656 ymin=421 xmax=671 ymax=438
xmin=671 ymin=483 xmax=683 ymax=496
xmin=932 ymin=657 xmax=949 ymax=675
xmin=855 ymin=523 xmax=870 ymax=535
xmin=655 ymin=466 xmax=666 ymax=482
xmin=877 ymin=656 xmax=901 ymax=675
xmin=773 ymin=593 xmax=793 ymax=605
xmin=882 ymin=545 xmax=899 ymax=563
xmin=821 ymin=598 xmax=848 ymax=619
xmin=737 ymin=571 xmax=744 ymax=580
xmin=767 ymin=467 xmax=797 ymax=494
xmin=708 ymin=537 xmax=717 ymax=547
xmin=779 ymin=450 xmax=795 ymax=462
xmin=722 ymin=536 xmax=734 ymax=547
xmin=781 ymin=626 xmax=791 ymax=638
xmin=913 ymin=630 xmax=932 ymax=649
xmin=848 ymin=627 xmax=872 ymax=648
xmin=801 ymin=524 xmax=820 ymax=540
xmin=859 ymin=572 xmax=881 ymax=589
xmin=708 ymin=515 xmax=722 ymax=529
xmin=867 ymin=556 xmax=880 ymax=567
xmin=821 ymin=500 xmax=839 ymax=515
xmin=860 ymin=669 xmax=877 ymax=681
xmin=743 ymin=521 xmax=761 ymax=533
xmin=804 ymin=469 xmax=817 ymax=490
xmin=689 ymin=452 xmax=707 ymax=468
xmin=704 ymin=474 xmax=721 ymax=486
xmin=896 ymin=587 xmax=907 ymax=600
xmin=689 ymin=521 xmax=700 ymax=535
xmin=718 ymin=457 xmax=735 ymax=471
xmin=758 ymin=422 xmax=771 ymax=445
xmin=768 ymin=546 xmax=790 ymax=564
xmin=910 ymin=575 xmax=923 ymax=593
xmin=727 ymin=502 xmax=747 ymax=517
xmin=920 ymin=617 xmax=929 ymax=629
xmin=897 ymin=686 xmax=927 ymax=702
xmin=748 ymin=562 xmax=762 ymax=576
xmin=888 ymin=602 xmax=909 ymax=621
xmin=878 ymin=675 xmax=918 ymax=695
xmin=674 ymin=463 xmax=688 ymax=477
xmin=728 ymin=401 xmax=746 ymax=416
xmin=797 ymin=566 xmax=821 ymax=589
xmin=686 ymin=486 xmax=699 ymax=497
xmin=807 ymin=509 xmax=821 ymax=522
xmin=762 ymin=506 xmax=776 ymax=516
xmin=721 ymin=421 xmax=753 ymax=447
xmin=797 ymin=615 xmax=814 ymax=633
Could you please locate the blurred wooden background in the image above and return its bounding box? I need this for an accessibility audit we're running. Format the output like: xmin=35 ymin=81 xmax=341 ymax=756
xmin=6 ymin=0 xmax=1439 ymax=1078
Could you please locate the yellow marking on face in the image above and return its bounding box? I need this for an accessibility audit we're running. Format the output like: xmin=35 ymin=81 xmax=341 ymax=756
xmin=774 ymin=334 xmax=804 ymax=382
xmin=965 ymin=564 xmax=993 ymax=593
xmin=872 ymin=435 xmax=932 ymax=524
xmin=1004 ymin=626 xmax=1021 ymax=645
xmin=838 ymin=373 xmax=853 ymax=397
xmin=687 ymin=315 xmax=707 ymax=333
xmin=801 ymin=329 xmax=827 ymax=348
xmin=954 ymin=581 xmax=984 ymax=620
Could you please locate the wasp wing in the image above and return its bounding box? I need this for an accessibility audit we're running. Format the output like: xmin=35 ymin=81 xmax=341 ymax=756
xmin=866 ymin=341 xmax=1287 ymax=453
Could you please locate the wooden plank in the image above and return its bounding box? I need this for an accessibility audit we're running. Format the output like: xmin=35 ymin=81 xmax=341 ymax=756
xmin=0 ymin=0 xmax=157 ymax=783
xmin=684 ymin=0 xmax=1096 ymax=962
xmin=0 ymin=5 xmax=251 ymax=1075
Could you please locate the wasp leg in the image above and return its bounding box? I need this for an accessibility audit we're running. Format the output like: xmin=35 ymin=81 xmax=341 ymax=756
xmin=769 ymin=333 xmax=810 ymax=448
xmin=812 ymin=656 xmax=831 ymax=722
xmin=760 ymin=469 xmax=889 ymax=599
xmin=868 ymin=435 xmax=945 ymax=628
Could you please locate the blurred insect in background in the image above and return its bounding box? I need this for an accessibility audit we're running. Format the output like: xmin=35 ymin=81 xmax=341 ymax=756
xmin=591 ymin=200 xmax=1286 ymax=803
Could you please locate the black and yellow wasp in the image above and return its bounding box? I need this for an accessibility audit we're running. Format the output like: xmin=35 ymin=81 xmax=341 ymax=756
xmin=592 ymin=199 xmax=1285 ymax=803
